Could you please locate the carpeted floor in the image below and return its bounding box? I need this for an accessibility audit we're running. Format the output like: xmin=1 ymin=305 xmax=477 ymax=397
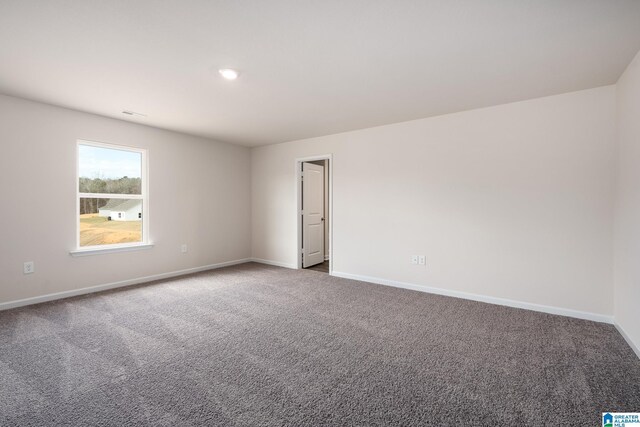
xmin=0 ymin=262 xmax=638 ymax=426
xmin=305 ymin=260 xmax=329 ymax=273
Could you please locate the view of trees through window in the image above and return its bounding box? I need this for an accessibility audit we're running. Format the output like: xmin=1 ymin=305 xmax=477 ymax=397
xmin=78 ymin=142 xmax=145 ymax=247
xmin=78 ymin=176 xmax=142 ymax=214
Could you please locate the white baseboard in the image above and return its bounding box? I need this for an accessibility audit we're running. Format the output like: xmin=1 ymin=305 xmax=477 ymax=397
xmin=4 ymin=258 xmax=618 ymax=332
xmin=614 ymin=322 xmax=640 ymax=359
xmin=331 ymin=270 xmax=614 ymax=324
xmin=0 ymin=258 xmax=251 ymax=311
xmin=250 ymin=258 xmax=298 ymax=269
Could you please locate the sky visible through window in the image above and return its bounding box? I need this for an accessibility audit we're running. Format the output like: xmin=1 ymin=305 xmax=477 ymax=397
xmin=79 ymin=144 xmax=141 ymax=179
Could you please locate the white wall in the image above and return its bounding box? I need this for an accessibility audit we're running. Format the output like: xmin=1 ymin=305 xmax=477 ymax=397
xmin=252 ymin=86 xmax=616 ymax=317
xmin=0 ymin=94 xmax=251 ymax=305
xmin=614 ymin=50 xmax=640 ymax=354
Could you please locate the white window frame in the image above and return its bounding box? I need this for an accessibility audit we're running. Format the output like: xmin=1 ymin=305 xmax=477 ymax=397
xmin=70 ymin=139 xmax=151 ymax=256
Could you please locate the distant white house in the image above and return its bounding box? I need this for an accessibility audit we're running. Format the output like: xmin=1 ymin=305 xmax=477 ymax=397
xmin=98 ymin=199 xmax=142 ymax=221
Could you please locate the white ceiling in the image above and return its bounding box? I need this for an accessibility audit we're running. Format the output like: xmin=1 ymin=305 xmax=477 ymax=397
xmin=1 ymin=1 xmax=640 ymax=147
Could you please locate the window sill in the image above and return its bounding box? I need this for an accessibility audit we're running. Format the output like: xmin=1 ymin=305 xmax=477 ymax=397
xmin=70 ymin=243 xmax=154 ymax=257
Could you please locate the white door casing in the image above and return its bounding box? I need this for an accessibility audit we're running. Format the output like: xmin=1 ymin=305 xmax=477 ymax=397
xmin=302 ymin=162 xmax=325 ymax=268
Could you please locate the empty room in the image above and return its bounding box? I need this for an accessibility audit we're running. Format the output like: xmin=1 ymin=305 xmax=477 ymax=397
xmin=1 ymin=1 xmax=640 ymax=425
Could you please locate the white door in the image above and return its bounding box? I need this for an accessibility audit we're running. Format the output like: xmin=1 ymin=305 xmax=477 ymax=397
xmin=302 ymin=162 xmax=325 ymax=268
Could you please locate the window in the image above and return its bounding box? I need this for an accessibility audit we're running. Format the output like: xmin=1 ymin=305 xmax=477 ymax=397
xmin=76 ymin=140 xmax=148 ymax=251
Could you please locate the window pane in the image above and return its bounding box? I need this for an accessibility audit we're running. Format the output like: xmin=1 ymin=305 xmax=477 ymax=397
xmin=78 ymin=145 xmax=142 ymax=194
xmin=79 ymin=198 xmax=143 ymax=247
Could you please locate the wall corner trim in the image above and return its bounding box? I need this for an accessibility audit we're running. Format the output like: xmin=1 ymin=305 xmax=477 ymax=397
xmin=0 ymin=258 xmax=251 ymax=311
xmin=614 ymin=322 xmax=640 ymax=360
xmin=331 ymin=270 xmax=614 ymax=324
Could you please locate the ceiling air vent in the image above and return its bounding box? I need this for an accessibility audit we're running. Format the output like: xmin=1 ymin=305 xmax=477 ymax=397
xmin=122 ymin=110 xmax=147 ymax=117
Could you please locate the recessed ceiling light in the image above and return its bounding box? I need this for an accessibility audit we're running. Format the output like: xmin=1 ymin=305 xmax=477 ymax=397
xmin=219 ymin=68 xmax=239 ymax=80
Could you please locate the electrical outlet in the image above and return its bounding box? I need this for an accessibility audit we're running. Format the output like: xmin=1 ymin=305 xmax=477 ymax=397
xmin=411 ymin=255 xmax=418 ymax=265
xmin=418 ymin=255 xmax=426 ymax=266
xmin=23 ymin=261 xmax=35 ymax=274
xmin=181 ymin=244 xmax=188 ymax=253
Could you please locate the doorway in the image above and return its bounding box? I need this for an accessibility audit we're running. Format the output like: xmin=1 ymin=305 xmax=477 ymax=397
xmin=296 ymin=155 xmax=332 ymax=274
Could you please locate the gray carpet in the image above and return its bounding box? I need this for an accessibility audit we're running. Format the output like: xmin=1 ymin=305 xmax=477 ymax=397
xmin=305 ymin=260 xmax=329 ymax=273
xmin=0 ymin=262 xmax=638 ymax=426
